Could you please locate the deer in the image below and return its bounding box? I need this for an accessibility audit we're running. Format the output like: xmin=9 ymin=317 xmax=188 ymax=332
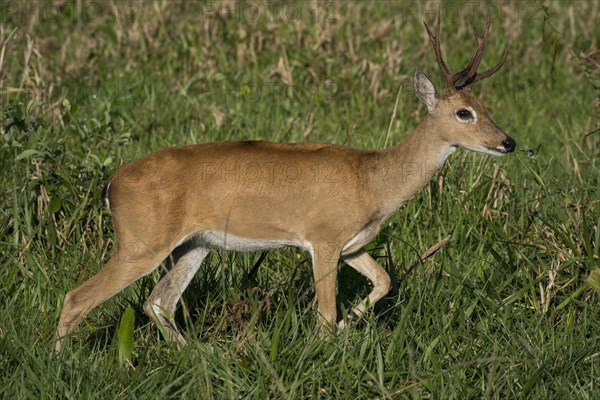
xmin=55 ymin=17 xmax=515 ymax=353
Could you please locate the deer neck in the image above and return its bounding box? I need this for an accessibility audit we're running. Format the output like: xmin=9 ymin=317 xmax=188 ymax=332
xmin=372 ymin=116 xmax=456 ymax=214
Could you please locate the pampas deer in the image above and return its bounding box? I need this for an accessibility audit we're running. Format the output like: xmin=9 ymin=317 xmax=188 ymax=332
xmin=56 ymin=17 xmax=515 ymax=352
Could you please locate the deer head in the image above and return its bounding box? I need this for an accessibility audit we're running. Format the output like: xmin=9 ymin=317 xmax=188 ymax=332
xmin=414 ymin=16 xmax=516 ymax=156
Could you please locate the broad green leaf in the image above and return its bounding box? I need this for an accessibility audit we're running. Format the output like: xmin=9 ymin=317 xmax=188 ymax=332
xmin=48 ymin=198 xmax=62 ymax=214
xmin=118 ymin=307 xmax=135 ymax=366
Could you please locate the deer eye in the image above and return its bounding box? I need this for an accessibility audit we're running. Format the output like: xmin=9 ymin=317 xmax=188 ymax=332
xmin=456 ymin=109 xmax=473 ymax=121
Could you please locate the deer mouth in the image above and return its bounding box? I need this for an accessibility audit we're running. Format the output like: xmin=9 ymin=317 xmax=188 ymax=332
xmin=484 ymin=138 xmax=516 ymax=155
xmin=495 ymin=137 xmax=517 ymax=154
xmin=462 ymin=144 xmax=510 ymax=156
xmin=490 ymin=146 xmax=510 ymax=155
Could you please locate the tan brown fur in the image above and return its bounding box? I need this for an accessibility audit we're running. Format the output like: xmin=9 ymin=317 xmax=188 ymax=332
xmin=55 ymin=18 xmax=515 ymax=352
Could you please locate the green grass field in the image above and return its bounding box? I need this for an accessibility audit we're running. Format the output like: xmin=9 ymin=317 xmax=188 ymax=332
xmin=1 ymin=1 xmax=599 ymax=398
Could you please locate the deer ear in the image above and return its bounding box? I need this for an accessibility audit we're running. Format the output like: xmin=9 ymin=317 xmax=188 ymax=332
xmin=414 ymin=69 xmax=437 ymax=114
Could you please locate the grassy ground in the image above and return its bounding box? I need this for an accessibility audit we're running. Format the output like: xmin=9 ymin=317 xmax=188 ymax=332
xmin=1 ymin=1 xmax=599 ymax=398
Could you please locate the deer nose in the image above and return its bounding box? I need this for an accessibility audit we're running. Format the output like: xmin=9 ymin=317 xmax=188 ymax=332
xmin=503 ymin=137 xmax=516 ymax=153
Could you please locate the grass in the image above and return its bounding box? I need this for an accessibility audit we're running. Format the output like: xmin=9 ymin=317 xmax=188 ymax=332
xmin=1 ymin=1 xmax=599 ymax=398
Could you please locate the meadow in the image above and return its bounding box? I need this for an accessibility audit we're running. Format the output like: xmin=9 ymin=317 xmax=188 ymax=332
xmin=1 ymin=1 xmax=599 ymax=398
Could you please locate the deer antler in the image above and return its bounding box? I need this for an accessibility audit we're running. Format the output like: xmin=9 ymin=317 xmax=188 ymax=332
xmin=423 ymin=16 xmax=456 ymax=89
xmin=423 ymin=15 xmax=507 ymax=92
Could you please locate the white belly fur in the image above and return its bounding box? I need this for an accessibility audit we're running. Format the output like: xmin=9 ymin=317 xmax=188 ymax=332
xmin=189 ymin=229 xmax=375 ymax=257
xmin=192 ymin=231 xmax=307 ymax=253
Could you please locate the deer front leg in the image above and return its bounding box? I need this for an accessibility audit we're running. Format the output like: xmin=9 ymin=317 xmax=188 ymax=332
xmin=143 ymin=246 xmax=209 ymax=348
xmin=310 ymin=243 xmax=341 ymax=334
xmin=338 ymin=250 xmax=391 ymax=330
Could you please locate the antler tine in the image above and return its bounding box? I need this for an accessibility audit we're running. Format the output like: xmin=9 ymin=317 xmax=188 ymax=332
xmin=423 ymin=16 xmax=455 ymax=90
xmin=455 ymin=15 xmax=491 ymax=89
xmin=471 ymin=49 xmax=508 ymax=83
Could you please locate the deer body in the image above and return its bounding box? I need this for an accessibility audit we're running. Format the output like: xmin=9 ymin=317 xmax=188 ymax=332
xmin=56 ymin=18 xmax=515 ymax=352
xmin=107 ymin=133 xmax=452 ymax=254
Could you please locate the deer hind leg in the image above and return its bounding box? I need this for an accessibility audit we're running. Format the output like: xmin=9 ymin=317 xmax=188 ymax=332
xmin=338 ymin=250 xmax=391 ymax=330
xmin=310 ymin=243 xmax=341 ymax=334
xmin=143 ymin=246 xmax=209 ymax=348
xmin=55 ymin=244 xmax=170 ymax=353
